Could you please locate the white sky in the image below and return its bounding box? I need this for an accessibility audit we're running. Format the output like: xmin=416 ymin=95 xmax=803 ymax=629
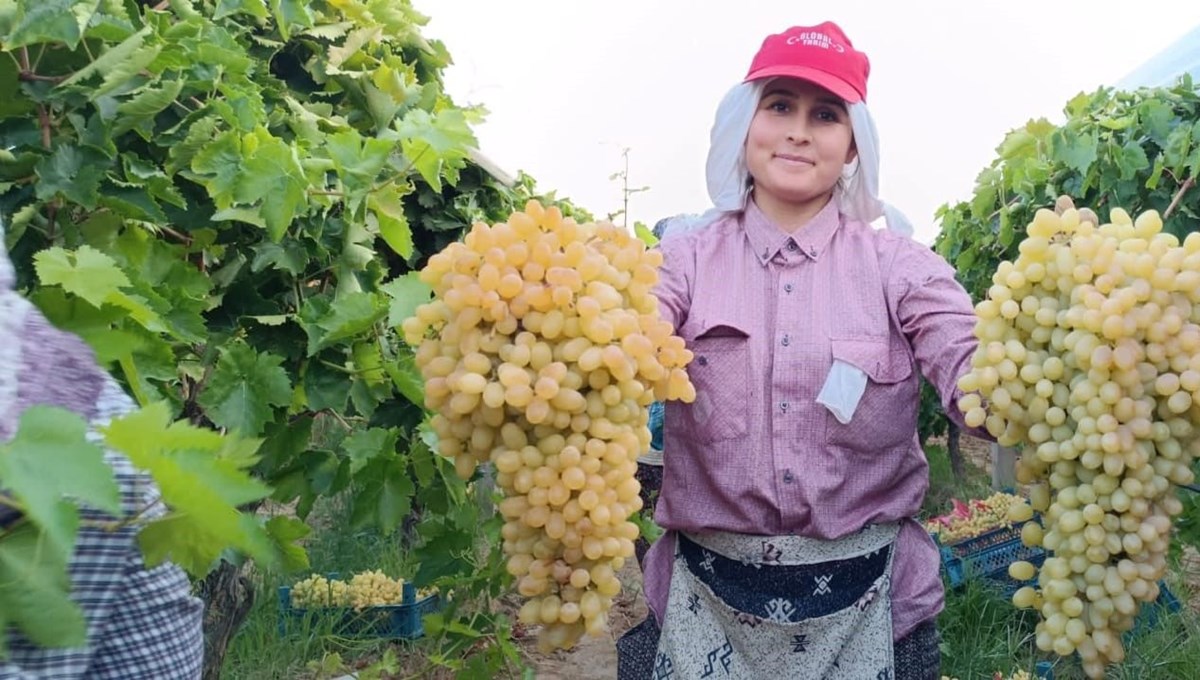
xmin=412 ymin=1 xmax=1200 ymax=245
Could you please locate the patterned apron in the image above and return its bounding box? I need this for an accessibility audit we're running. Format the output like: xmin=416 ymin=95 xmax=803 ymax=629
xmin=652 ymin=523 xmax=900 ymax=679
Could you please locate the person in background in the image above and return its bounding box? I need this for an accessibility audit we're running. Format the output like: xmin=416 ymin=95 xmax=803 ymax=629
xmin=0 ymin=222 xmax=204 ymax=679
xmin=616 ymin=21 xmax=986 ymax=679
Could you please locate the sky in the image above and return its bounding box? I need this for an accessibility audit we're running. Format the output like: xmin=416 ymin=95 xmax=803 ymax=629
xmin=411 ymin=1 xmax=1200 ymax=245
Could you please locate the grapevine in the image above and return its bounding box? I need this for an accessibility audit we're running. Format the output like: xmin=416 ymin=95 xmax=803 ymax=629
xmin=956 ymin=199 xmax=1197 ymax=677
xmin=402 ymin=200 xmax=695 ymax=652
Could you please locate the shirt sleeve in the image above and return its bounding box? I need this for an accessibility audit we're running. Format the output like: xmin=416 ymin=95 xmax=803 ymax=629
xmin=887 ymin=238 xmax=992 ymax=441
xmin=653 ymin=234 xmax=694 ymax=334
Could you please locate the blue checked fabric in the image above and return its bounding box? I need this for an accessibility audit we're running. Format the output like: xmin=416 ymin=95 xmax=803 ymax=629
xmin=1 ymin=234 xmax=203 ymax=679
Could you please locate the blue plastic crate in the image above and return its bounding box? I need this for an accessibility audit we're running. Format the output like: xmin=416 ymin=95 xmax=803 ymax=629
xmin=277 ymin=576 xmax=441 ymax=640
xmin=1129 ymin=580 xmax=1182 ymax=637
xmin=933 ymin=519 xmax=1047 ymax=595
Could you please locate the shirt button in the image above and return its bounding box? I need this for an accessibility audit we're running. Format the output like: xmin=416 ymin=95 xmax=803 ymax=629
xmin=783 ymin=283 xmax=794 ymax=293
xmin=781 ymin=335 xmax=790 ymax=347
xmin=783 ymin=470 xmax=795 ymax=484
xmin=780 ymin=401 xmax=789 ymax=412
xmin=697 ymin=356 xmax=708 ymax=366
xmin=807 ymin=246 xmax=817 ymax=257
xmin=787 ymin=242 xmax=798 ymax=252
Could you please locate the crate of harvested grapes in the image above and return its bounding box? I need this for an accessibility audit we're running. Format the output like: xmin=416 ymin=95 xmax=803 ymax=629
xmin=278 ymin=571 xmax=441 ymax=640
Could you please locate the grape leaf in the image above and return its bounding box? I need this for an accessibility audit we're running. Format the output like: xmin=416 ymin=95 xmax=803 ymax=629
xmin=269 ymin=0 xmax=314 ymax=40
xmin=1050 ymin=128 xmax=1098 ymax=177
xmin=381 ymin=272 xmax=431 ymax=327
xmin=197 ymin=341 xmax=292 ymax=435
xmin=298 ymin=292 xmax=387 ymax=355
xmin=342 ymin=427 xmax=397 ymax=475
xmin=233 ymin=129 xmax=309 ymax=240
xmin=4 ymin=0 xmax=101 ymax=49
xmin=391 ymin=108 xmax=475 ymax=191
xmin=190 ymin=130 xmax=243 ymax=210
xmin=34 ymin=245 xmax=131 ymax=308
xmin=385 ymin=350 xmax=424 ymax=408
xmin=370 ymin=184 xmax=414 ymax=258
xmin=35 ymin=145 xmax=109 ymax=209
xmin=102 ymin=403 xmax=273 ymax=575
xmin=263 ymin=515 xmax=311 ymax=572
xmin=215 ymin=0 xmax=270 ymax=20
xmin=0 ymin=523 xmax=87 ymax=653
xmin=0 ymin=407 xmax=120 ymax=563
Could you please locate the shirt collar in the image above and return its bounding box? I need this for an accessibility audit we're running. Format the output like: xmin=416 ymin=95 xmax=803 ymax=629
xmin=742 ymin=197 xmax=843 ymax=266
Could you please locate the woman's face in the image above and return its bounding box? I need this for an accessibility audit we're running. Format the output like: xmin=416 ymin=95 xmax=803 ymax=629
xmin=744 ymin=78 xmax=856 ymax=214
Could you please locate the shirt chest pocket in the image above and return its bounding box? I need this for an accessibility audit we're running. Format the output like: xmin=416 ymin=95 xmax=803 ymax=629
xmin=674 ymin=322 xmax=751 ymax=444
xmin=823 ymin=338 xmax=917 ymax=451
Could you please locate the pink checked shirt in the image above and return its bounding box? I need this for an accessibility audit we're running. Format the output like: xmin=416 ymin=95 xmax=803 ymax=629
xmin=643 ymin=197 xmax=984 ymax=641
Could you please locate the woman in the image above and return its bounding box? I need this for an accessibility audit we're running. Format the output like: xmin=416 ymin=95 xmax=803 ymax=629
xmin=617 ymin=22 xmax=984 ymax=679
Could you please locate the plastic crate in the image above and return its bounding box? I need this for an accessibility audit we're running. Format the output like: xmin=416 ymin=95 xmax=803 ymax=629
xmin=933 ymin=519 xmax=1047 ymax=595
xmin=1129 ymin=580 xmax=1182 ymax=638
xmin=278 ymin=577 xmax=441 ymax=640
xmin=932 ymin=522 xmax=1182 ymax=637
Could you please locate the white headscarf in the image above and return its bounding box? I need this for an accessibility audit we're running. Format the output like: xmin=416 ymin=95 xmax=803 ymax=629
xmin=665 ymin=79 xmax=913 ymax=239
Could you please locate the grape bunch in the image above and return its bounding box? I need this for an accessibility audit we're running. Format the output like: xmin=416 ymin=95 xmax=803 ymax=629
xmin=402 ymin=200 xmax=696 ymax=652
xmin=348 ymin=569 xmax=405 ymax=610
xmin=289 ymin=573 xmax=352 ymax=609
xmin=956 ymin=199 xmax=1198 ymax=677
xmin=925 ymin=492 xmax=1026 ymax=544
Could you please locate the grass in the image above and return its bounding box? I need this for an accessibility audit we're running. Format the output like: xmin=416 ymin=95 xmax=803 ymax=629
xmin=222 ymin=445 xmax=1200 ymax=679
xmin=925 ymin=443 xmax=1200 ymax=680
xmin=221 ymin=494 xmax=426 ymax=680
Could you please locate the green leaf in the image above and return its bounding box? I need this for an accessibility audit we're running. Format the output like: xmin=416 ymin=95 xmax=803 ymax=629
xmin=370 ymin=186 xmax=414 ymax=258
xmin=263 ymin=515 xmax=310 ymax=572
xmin=58 ymin=24 xmax=153 ymax=93
xmin=410 ymin=431 xmax=436 ymax=488
xmin=634 ymin=222 xmax=657 ymax=247
xmin=299 ymin=293 xmax=387 ymax=355
xmin=385 ymin=351 xmax=425 ymax=408
xmin=0 ymin=52 xmax=35 ymax=119
xmin=214 ymin=0 xmax=269 ymax=20
xmin=233 ymin=129 xmax=309 ymax=240
xmin=302 ymin=361 xmax=353 ymax=411
xmin=250 ymin=241 xmax=309 ymax=276
xmin=102 ymin=403 xmax=272 ymax=575
xmin=1050 ymin=128 xmax=1098 ymax=177
xmin=269 ymin=0 xmax=314 ymax=40
xmin=1118 ymin=141 xmax=1151 ymax=181
xmin=35 ymin=245 xmax=130 ymax=308
xmin=197 ymin=341 xmax=293 ymax=435
xmin=0 ymin=523 xmax=86 ymax=650
xmin=35 ymin=145 xmax=109 ymax=209
xmin=190 ymin=129 xmax=242 ymax=209
xmin=391 ymin=108 xmax=476 ymax=191
xmin=0 ymin=407 xmax=121 ymax=562
xmin=342 ymin=427 xmax=398 ymax=475
xmin=4 ymin=0 xmax=101 ymax=49
xmin=351 ymin=455 xmax=413 ymax=533
xmin=381 ymin=272 xmax=432 ymax=327
xmin=113 ymin=78 xmax=185 ymax=134
xmin=99 ymin=187 xmax=169 ymax=223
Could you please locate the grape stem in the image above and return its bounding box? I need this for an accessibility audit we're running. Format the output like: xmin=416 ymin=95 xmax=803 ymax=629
xmin=1164 ymin=177 xmax=1194 ymax=221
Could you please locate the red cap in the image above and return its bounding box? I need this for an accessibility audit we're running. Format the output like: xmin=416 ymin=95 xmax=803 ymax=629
xmin=743 ymin=22 xmax=870 ymax=103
